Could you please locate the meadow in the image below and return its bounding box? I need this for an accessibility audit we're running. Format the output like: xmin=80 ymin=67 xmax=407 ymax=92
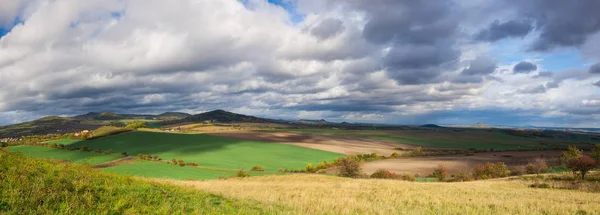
xmin=267 ymin=128 xmax=598 ymax=150
xmin=8 ymin=145 xmax=121 ymax=165
xmin=0 ymin=150 xmax=280 ymax=214
xmin=70 ymin=131 xmax=343 ymax=171
xmin=104 ymin=160 xmax=272 ymax=180
xmin=168 ymin=174 xmax=600 ymax=215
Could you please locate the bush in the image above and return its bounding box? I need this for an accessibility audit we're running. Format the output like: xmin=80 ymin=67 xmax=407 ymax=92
xmin=411 ymin=146 xmax=424 ymax=156
xmin=172 ymin=159 xmax=177 ymax=165
xmin=1 ymin=142 xmax=9 ymax=148
xmin=561 ymin=145 xmax=583 ymax=165
xmin=451 ymin=172 xmax=472 ymax=182
xmin=152 ymin=155 xmax=159 ymax=161
xmin=567 ymin=155 xmax=597 ymax=180
xmin=390 ymin=152 xmax=400 ymax=158
xmin=370 ymin=169 xmax=398 ymax=179
xmin=530 ymin=182 xmax=551 ymax=189
xmin=103 ymin=150 xmax=113 ymax=155
xmin=399 ymin=174 xmax=417 ymax=181
xmin=57 ymin=144 xmax=65 ymax=149
xmin=250 ymin=165 xmax=265 ymax=172
xmin=526 ymin=158 xmax=549 ymax=174
xmin=509 ymin=165 xmax=527 ymax=176
xmin=591 ymin=144 xmax=600 ymax=164
xmin=186 ymin=162 xmax=199 ymax=166
xmin=237 ymin=170 xmax=250 ymax=178
xmin=177 ymin=159 xmax=185 ymax=167
xmin=94 ymin=149 xmax=103 ymax=153
xmin=473 ymin=162 xmax=510 ymax=179
xmin=432 ymin=165 xmax=448 ymax=182
xmin=80 ymin=145 xmax=89 ymax=152
xmin=121 ymin=152 xmax=128 ymax=157
xmin=336 ymin=157 xmax=361 ymax=178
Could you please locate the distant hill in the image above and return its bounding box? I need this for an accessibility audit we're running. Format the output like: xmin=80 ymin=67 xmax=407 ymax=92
xmin=421 ymin=124 xmax=442 ymax=128
xmin=74 ymin=112 xmax=126 ymax=120
xmin=473 ymin=122 xmax=490 ymax=128
xmin=158 ymin=112 xmax=191 ymax=118
xmin=182 ymin=110 xmax=270 ymax=123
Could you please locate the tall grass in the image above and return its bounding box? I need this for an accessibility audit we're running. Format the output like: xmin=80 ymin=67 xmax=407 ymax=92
xmin=0 ymin=151 xmax=279 ymax=214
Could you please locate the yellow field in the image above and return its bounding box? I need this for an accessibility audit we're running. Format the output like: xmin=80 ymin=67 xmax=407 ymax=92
xmin=163 ymin=174 xmax=600 ymax=215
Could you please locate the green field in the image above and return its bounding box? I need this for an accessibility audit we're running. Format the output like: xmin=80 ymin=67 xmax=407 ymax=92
xmin=0 ymin=150 xmax=277 ymax=214
xmin=104 ymin=161 xmax=271 ymax=180
xmin=71 ymin=131 xmax=343 ymax=171
xmin=44 ymin=138 xmax=81 ymax=145
xmin=266 ymin=128 xmax=598 ymax=150
xmin=8 ymin=145 xmax=121 ymax=165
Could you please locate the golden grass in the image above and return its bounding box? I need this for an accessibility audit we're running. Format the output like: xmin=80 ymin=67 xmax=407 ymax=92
xmin=161 ymin=174 xmax=600 ymax=215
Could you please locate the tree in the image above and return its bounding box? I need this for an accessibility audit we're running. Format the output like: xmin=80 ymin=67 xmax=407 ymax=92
xmin=591 ymin=144 xmax=600 ymax=164
xmin=561 ymin=145 xmax=583 ymax=165
xmin=567 ymin=155 xmax=597 ymax=180
xmin=121 ymin=152 xmax=128 ymax=157
xmin=432 ymin=165 xmax=448 ymax=182
xmin=336 ymin=157 xmax=361 ymax=177
xmin=1 ymin=142 xmax=8 ymax=148
xmin=80 ymin=145 xmax=89 ymax=152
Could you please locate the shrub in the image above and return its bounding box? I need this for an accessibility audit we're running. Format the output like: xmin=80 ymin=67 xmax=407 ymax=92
xmin=121 ymin=152 xmax=128 ymax=157
xmin=400 ymin=174 xmax=417 ymax=181
xmin=509 ymin=165 xmax=527 ymax=176
xmin=152 ymin=155 xmax=159 ymax=161
xmin=237 ymin=170 xmax=250 ymax=178
xmin=370 ymin=169 xmax=398 ymax=179
xmin=411 ymin=146 xmax=424 ymax=156
xmin=103 ymin=150 xmax=113 ymax=155
xmin=526 ymin=158 xmax=549 ymax=174
xmin=336 ymin=157 xmax=361 ymax=178
xmin=250 ymin=165 xmax=265 ymax=172
xmin=591 ymin=144 xmax=600 ymax=164
xmin=177 ymin=159 xmax=185 ymax=167
xmin=530 ymin=182 xmax=551 ymax=189
xmin=304 ymin=164 xmax=316 ymax=173
xmin=561 ymin=145 xmax=583 ymax=165
xmin=94 ymin=149 xmax=103 ymax=153
xmin=451 ymin=172 xmax=472 ymax=182
xmin=57 ymin=144 xmax=65 ymax=149
xmin=390 ymin=152 xmax=400 ymax=158
xmin=567 ymin=155 xmax=597 ymax=180
xmin=172 ymin=159 xmax=177 ymax=165
xmin=80 ymin=145 xmax=89 ymax=152
xmin=186 ymin=162 xmax=198 ymax=166
xmin=432 ymin=165 xmax=448 ymax=182
xmin=473 ymin=162 xmax=510 ymax=180
xmin=0 ymin=142 xmax=8 ymax=148
xmin=51 ymin=143 xmax=58 ymax=148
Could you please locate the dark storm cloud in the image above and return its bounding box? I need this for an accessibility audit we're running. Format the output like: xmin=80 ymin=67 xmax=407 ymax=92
xmin=510 ymin=0 xmax=600 ymax=51
xmin=475 ymin=20 xmax=533 ymax=42
xmin=461 ymin=57 xmax=497 ymax=76
xmin=513 ymin=61 xmax=537 ymax=73
xmin=590 ymin=63 xmax=600 ymax=74
xmin=310 ymin=18 xmax=345 ymax=40
xmin=343 ymin=0 xmax=461 ymax=84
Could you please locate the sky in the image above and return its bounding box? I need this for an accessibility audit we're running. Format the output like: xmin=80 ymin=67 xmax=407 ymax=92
xmin=0 ymin=0 xmax=599 ymax=127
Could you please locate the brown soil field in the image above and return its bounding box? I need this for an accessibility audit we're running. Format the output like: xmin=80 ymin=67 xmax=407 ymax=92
xmin=362 ymin=150 xmax=563 ymax=176
xmin=210 ymin=131 xmax=414 ymax=155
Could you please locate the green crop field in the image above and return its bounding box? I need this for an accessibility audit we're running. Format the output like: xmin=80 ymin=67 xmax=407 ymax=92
xmin=266 ymin=128 xmax=598 ymax=150
xmin=8 ymin=145 xmax=121 ymax=165
xmin=44 ymin=138 xmax=81 ymax=145
xmin=71 ymin=131 xmax=343 ymax=172
xmin=104 ymin=161 xmax=271 ymax=180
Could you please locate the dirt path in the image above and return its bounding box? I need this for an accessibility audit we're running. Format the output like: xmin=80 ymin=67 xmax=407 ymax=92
xmin=210 ymin=131 xmax=414 ymax=155
xmin=93 ymin=156 xmax=136 ymax=168
xmin=362 ymin=150 xmax=562 ymax=176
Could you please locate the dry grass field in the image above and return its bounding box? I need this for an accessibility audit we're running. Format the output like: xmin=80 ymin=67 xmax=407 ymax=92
xmin=162 ymin=174 xmax=600 ymax=215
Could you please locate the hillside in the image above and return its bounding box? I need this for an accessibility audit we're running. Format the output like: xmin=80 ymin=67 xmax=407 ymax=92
xmin=0 ymin=150 xmax=277 ymax=214
xmin=182 ymin=110 xmax=271 ymax=123
xmin=0 ymin=116 xmax=97 ymax=139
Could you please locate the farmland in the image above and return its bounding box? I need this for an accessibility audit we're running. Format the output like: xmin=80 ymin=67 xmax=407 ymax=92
xmin=263 ymin=128 xmax=599 ymax=150
xmin=69 ymin=131 xmax=343 ymax=172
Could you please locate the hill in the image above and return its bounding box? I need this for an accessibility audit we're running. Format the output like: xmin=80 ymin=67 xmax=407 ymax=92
xmin=0 ymin=150 xmax=275 ymax=214
xmin=182 ymin=109 xmax=271 ymax=123
xmin=0 ymin=116 xmax=97 ymax=139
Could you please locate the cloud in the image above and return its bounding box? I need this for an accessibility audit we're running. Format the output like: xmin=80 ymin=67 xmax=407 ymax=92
xmin=476 ymin=20 xmax=533 ymax=42
xmin=590 ymin=63 xmax=600 ymax=74
xmin=0 ymin=0 xmax=599 ymax=127
xmin=513 ymin=61 xmax=538 ymax=73
xmin=594 ymin=81 xmax=600 ymax=87
xmin=310 ymin=18 xmax=344 ymax=40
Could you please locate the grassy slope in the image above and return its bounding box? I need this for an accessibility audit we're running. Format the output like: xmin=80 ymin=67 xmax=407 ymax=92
xmin=104 ymin=161 xmax=271 ymax=180
xmin=168 ymin=174 xmax=600 ymax=215
xmin=270 ymin=128 xmax=597 ymax=149
xmin=8 ymin=145 xmax=120 ymax=165
xmin=71 ymin=131 xmax=343 ymax=171
xmin=44 ymin=138 xmax=81 ymax=145
xmin=0 ymin=150 xmax=280 ymax=214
